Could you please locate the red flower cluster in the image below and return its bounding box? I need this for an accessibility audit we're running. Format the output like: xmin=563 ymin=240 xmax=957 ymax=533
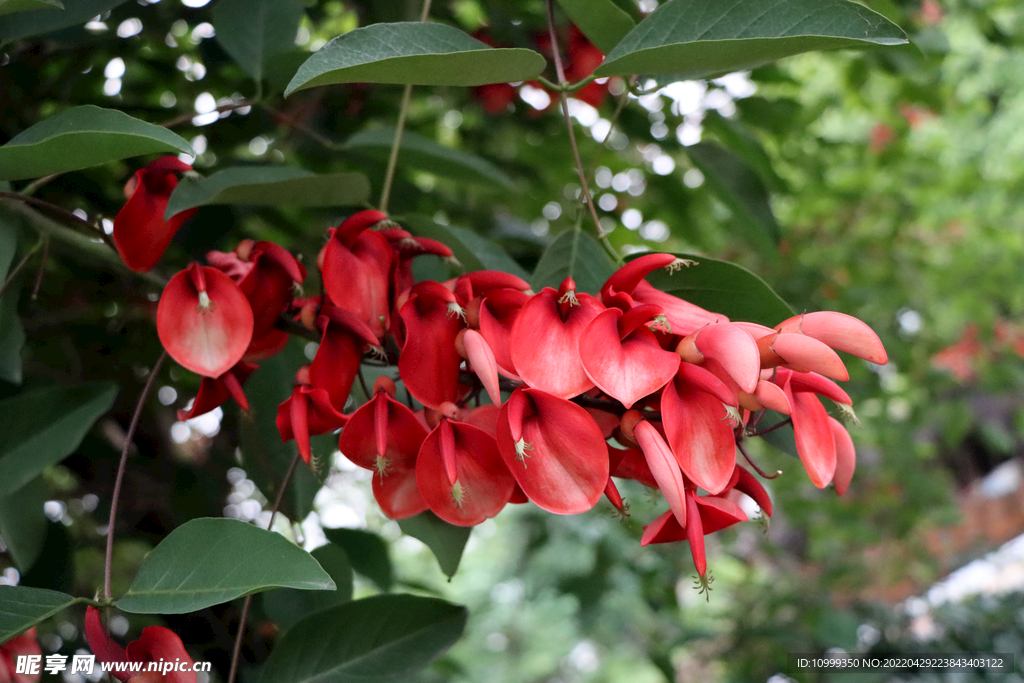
xmin=0 ymin=628 xmax=40 ymax=683
xmin=145 ymin=203 xmax=886 ymax=579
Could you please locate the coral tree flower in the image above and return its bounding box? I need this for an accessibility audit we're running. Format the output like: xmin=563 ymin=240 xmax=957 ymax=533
xmin=113 ymin=157 xmax=196 ymax=273
xmin=85 ymin=607 xmax=196 ymax=683
xmin=157 ymin=263 xmax=254 ymax=377
xmin=276 ymin=366 xmax=347 ymax=465
xmin=320 ymin=210 xmax=393 ymax=338
xmin=0 ymin=627 xmax=41 ymax=683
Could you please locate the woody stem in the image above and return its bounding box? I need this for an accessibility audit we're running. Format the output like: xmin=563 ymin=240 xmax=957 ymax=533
xmin=378 ymin=0 xmax=433 ymax=213
xmin=104 ymin=350 xmax=168 ymax=600
xmin=544 ymin=0 xmax=622 ymax=265
xmin=227 ymin=450 xmax=303 ymax=683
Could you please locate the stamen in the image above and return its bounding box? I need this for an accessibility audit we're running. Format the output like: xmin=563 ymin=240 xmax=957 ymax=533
xmin=558 ymin=290 xmax=580 ymax=306
xmin=647 ymin=314 xmax=672 ymax=333
xmin=514 ymin=437 xmax=534 ymax=466
xmin=450 ymin=480 xmax=469 ymax=510
xmin=692 ymin=571 xmax=714 ymax=602
xmin=834 ymin=402 xmax=861 ymax=427
xmin=196 ymin=290 xmax=215 ymax=314
xmin=374 ymin=455 xmax=390 ymax=481
xmin=722 ymin=405 xmax=742 ymax=427
xmin=665 ymin=257 xmax=697 ymax=273
xmin=446 ymin=302 xmax=466 ymax=321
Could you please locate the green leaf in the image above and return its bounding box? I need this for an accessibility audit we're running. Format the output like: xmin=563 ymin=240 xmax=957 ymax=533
xmin=164 ymin=166 xmax=371 ymax=219
xmin=0 ymin=0 xmax=62 ymax=18
xmin=686 ymin=141 xmax=781 ymax=251
xmin=403 ymin=216 xmax=529 ymax=282
xmin=212 ymin=0 xmax=303 ymax=83
xmin=0 ymin=106 xmax=194 ymax=182
xmin=115 ymin=517 xmax=335 ymax=614
xmin=0 ymin=209 xmax=16 ymax=277
xmin=344 ymin=128 xmax=513 ymax=189
xmin=0 ymin=383 xmax=118 ymax=497
xmin=285 ymin=22 xmax=546 ymax=95
xmin=238 ymin=342 xmax=327 ymax=523
xmin=322 ymin=528 xmax=393 ymax=591
xmin=0 ymin=476 xmax=46 ymax=571
xmin=0 ymin=586 xmax=77 ymax=642
xmin=0 ymin=0 xmax=127 ymax=43
xmin=595 ymin=0 xmax=908 ymax=80
xmin=642 ymin=252 xmax=793 ymax=327
xmin=398 ymin=511 xmax=471 ymax=580
xmin=532 ymin=229 xmax=616 ymax=295
xmin=555 ymin=0 xmax=635 ymax=54
xmin=262 ymin=543 xmax=354 ymax=630
xmin=258 ymin=594 xmax=468 ymax=683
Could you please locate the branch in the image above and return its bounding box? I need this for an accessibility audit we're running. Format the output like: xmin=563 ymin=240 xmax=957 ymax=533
xmin=543 ymin=0 xmax=622 ymax=265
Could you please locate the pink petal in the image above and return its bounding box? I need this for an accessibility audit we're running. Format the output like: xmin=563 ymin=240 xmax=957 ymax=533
xmin=633 ymin=420 xmax=687 ymax=528
xmin=786 ymin=386 xmax=837 ymax=488
xmin=829 ymin=417 xmax=856 ymax=496
xmin=694 ymin=323 xmax=761 ymax=394
xmin=766 ymin=333 xmax=850 ymax=381
xmin=777 ymin=311 xmax=887 ymax=365
xmin=787 ymin=371 xmax=852 ymax=405
xmin=462 ymin=329 xmax=502 ymax=406
xmin=632 ymin=280 xmax=727 ymax=336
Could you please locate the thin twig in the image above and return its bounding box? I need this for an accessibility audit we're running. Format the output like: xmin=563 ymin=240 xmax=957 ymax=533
xmin=357 ymin=365 xmax=371 ymax=400
xmin=544 ymin=0 xmax=622 ymax=265
xmin=30 ymin=237 xmax=50 ymax=301
xmin=736 ymin=440 xmax=782 ymax=479
xmin=747 ymin=417 xmax=792 ymax=438
xmin=104 ymin=350 xmax=168 ymax=600
xmin=0 ymin=192 xmax=107 ymax=240
xmin=160 ymin=100 xmax=254 ymax=128
xmin=378 ymin=0 xmax=433 ymax=213
xmin=21 ymin=173 xmax=61 ymax=197
xmin=259 ymin=104 xmax=343 ymax=150
xmin=0 ymin=238 xmax=44 ymax=300
xmin=227 ymin=450 xmax=304 ymax=683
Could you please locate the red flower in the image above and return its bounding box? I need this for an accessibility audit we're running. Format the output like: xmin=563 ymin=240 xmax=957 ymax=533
xmin=496 ymin=387 xmax=609 ymax=514
xmin=320 ymin=210 xmax=394 ymax=338
xmin=113 ymin=157 xmax=196 ymax=273
xmin=0 ymin=627 xmax=40 ymax=683
xmin=85 ymin=606 xmax=196 ymax=683
xmin=157 ymin=263 xmax=254 ymax=377
xmin=176 ymin=361 xmax=256 ymax=420
xmin=276 ymin=366 xmax=348 ymax=465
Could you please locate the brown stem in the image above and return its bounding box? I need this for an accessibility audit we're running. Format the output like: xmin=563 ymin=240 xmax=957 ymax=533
xmin=736 ymin=440 xmax=782 ymax=479
xmin=227 ymin=450 xmax=303 ymax=683
xmin=747 ymin=417 xmax=792 ymax=438
xmin=0 ymin=239 xmax=44 ymax=300
xmin=160 ymin=100 xmax=254 ymax=128
xmin=378 ymin=0 xmax=433 ymax=213
xmin=0 ymin=192 xmax=109 ymax=242
xmin=104 ymin=350 xmax=168 ymax=600
xmin=544 ymin=0 xmax=622 ymax=265
xmin=30 ymin=237 xmax=50 ymax=301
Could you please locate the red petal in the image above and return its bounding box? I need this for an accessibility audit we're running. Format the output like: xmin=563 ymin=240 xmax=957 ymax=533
xmin=786 ymin=386 xmax=837 ymax=488
xmin=767 ymin=333 xmax=849 ymax=381
xmin=398 ymin=284 xmax=464 ymax=409
xmin=632 ymin=280 xmax=727 ymax=335
xmin=322 ymin=227 xmax=393 ymax=337
xmin=732 ymin=465 xmax=773 ymax=516
xmin=677 ymin=362 xmax=738 ymax=407
xmin=696 ymin=494 xmax=747 ymax=535
xmin=339 ymin=392 xmax=427 ymax=472
xmin=600 ymin=253 xmax=677 ymax=298
xmin=787 ymin=371 xmax=852 ymax=405
xmin=157 ymin=265 xmax=253 ymax=378
xmin=661 ymin=380 xmax=736 ymax=495
xmin=495 ymin=388 xmax=608 ymax=514
xmin=478 ymin=289 xmax=528 ymax=379
xmin=177 ymin=362 xmax=256 ymax=420
xmin=416 ymin=421 xmax=514 ymax=526
xmin=509 ymin=289 xmax=602 ymax=398
xmin=373 ymin=466 xmax=428 ymax=519
xmin=609 ymin=445 xmax=658 ymax=489
xmin=113 ymin=161 xmax=195 ymax=273
xmin=125 ymin=627 xmax=197 ymax=683
xmin=85 ymin=607 xmax=129 ymax=679
xmin=579 ymin=308 xmax=680 ymax=409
